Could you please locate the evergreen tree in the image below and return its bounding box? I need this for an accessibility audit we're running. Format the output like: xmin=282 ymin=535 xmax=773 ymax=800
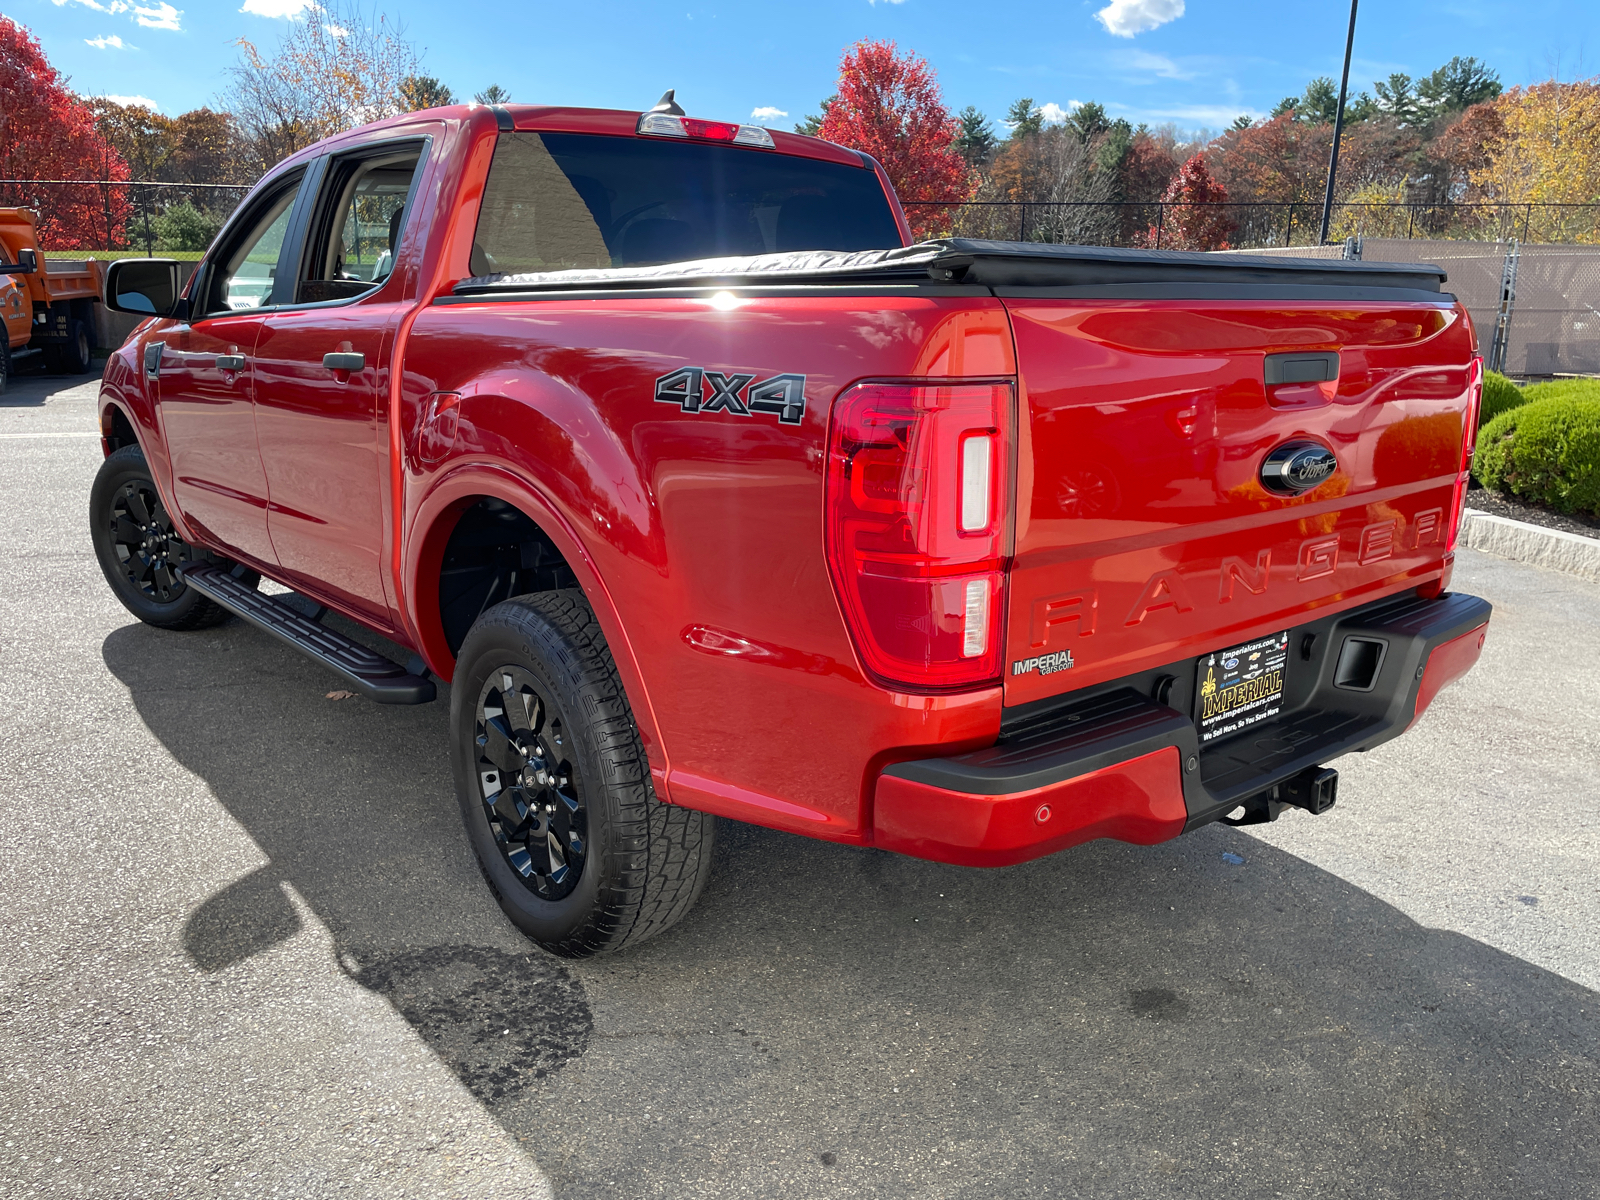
xmin=953 ymin=105 xmax=997 ymax=165
xmin=398 ymin=75 xmax=454 ymax=110
xmin=1416 ymin=57 xmax=1502 ymax=118
xmin=474 ymin=84 xmax=510 ymax=104
xmin=794 ymin=96 xmax=834 ymax=136
xmin=1004 ymin=97 xmax=1043 ymax=140
xmin=1067 ymin=101 xmax=1111 ymax=142
xmin=1374 ymin=73 xmax=1424 ymax=125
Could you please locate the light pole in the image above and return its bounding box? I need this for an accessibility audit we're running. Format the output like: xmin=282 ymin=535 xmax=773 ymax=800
xmin=1318 ymin=0 xmax=1359 ymax=245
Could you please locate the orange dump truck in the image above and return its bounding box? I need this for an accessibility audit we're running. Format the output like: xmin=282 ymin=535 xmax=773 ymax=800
xmin=1 ymin=207 xmax=105 ymax=391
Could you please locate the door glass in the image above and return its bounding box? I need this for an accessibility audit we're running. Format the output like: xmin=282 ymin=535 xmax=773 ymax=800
xmin=208 ymin=181 xmax=300 ymax=313
xmin=298 ymin=147 xmax=422 ymax=304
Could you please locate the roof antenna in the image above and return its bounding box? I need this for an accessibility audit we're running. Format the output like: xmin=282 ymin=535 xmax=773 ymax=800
xmin=650 ymin=89 xmax=686 ymax=116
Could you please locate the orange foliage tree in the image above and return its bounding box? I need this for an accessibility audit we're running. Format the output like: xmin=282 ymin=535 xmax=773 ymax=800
xmin=817 ymin=40 xmax=975 ymax=240
xmin=1149 ymin=154 xmax=1234 ymax=250
xmin=0 ymin=16 xmax=130 ymax=249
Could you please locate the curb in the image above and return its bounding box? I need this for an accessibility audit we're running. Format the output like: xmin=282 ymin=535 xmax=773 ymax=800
xmin=1460 ymin=509 xmax=1600 ymax=584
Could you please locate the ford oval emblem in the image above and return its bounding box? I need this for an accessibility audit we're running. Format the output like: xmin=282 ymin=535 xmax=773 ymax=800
xmin=1260 ymin=440 xmax=1338 ymax=495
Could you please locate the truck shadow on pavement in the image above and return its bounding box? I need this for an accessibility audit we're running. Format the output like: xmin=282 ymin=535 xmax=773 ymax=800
xmin=103 ymin=618 xmax=1600 ymax=1199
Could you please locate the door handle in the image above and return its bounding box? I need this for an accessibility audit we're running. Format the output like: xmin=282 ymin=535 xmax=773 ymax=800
xmin=215 ymin=354 xmax=246 ymax=371
xmin=323 ymin=352 xmax=365 ymax=371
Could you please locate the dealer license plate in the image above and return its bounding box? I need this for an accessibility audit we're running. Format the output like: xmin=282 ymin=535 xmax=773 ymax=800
xmin=1195 ymin=631 xmax=1291 ymax=744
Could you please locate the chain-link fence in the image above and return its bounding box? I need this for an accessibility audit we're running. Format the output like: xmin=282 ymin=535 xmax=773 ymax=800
xmin=0 ymin=179 xmax=252 ymax=253
xmin=901 ymin=201 xmax=1600 ymax=251
xmin=1240 ymin=237 xmax=1600 ymax=379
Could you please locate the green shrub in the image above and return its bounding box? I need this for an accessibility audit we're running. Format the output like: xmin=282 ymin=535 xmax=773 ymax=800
xmin=1473 ymin=394 xmax=1600 ymax=516
xmin=1472 ymin=404 xmax=1522 ymax=489
xmin=1520 ymin=377 xmax=1600 ymax=405
xmin=1478 ymin=370 xmax=1525 ymax=426
xmin=153 ymin=202 xmax=224 ymax=253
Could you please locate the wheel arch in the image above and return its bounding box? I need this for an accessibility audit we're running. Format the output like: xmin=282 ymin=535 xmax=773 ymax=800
xmin=405 ymin=464 xmax=672 ymax=795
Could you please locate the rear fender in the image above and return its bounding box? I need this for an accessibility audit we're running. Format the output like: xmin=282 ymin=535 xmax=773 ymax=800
xmin=404 ymin=463 xmax=672 ymax=799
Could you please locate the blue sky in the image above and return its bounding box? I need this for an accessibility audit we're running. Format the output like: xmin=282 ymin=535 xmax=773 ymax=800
xmin=14 ymin=0 xmax=1598 ymax=138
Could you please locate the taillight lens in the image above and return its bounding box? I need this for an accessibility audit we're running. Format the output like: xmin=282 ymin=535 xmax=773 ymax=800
xmin=1447 ymin=356 xmax=1484 ymax=552
xmin=636 ymin=112 xmax=776 ymax=148
xmin=825 ymin=381 xmax=1011 ymax=691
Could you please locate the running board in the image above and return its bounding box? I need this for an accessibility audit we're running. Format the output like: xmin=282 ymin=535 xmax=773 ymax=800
xmin=180 ymin=564 xmax=436 ymax=705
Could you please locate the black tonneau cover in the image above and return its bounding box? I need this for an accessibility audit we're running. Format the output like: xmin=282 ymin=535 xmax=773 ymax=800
xmin=452 ymin=238 xmax=1448 ymax=299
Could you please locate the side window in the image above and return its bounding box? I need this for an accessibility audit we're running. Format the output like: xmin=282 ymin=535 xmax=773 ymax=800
xmin=298 ymin=145 xmax=423 ymax=304
xmin=203 ymin=176 xmax=301 ymax=315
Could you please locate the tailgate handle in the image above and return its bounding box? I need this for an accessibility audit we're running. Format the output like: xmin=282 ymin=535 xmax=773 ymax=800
xmin=1265 ymin=351 xmax=1339 ymax=385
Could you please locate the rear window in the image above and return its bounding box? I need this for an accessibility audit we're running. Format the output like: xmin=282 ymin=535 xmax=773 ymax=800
xmin=470 ymin=132 xmax=903 ymax=275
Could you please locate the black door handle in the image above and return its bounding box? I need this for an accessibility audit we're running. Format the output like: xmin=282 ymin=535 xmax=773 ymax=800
xmin=215 ymin=354 xmax=246 ymax=371
xmin=323 ymin=352 xmax=365 ymax=371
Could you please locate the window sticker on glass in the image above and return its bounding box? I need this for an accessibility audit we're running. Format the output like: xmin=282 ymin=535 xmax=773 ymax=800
xmin=1196 ymin=631 xmax=1290 ymax=744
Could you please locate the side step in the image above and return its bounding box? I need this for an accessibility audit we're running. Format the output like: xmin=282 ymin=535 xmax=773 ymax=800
xmin=181 ymin=564 xmax=436 ymax=705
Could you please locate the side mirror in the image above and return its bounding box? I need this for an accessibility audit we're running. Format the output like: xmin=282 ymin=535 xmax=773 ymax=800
xmin=0 ymin=247 xmax=36 ymax=275
xmin=105 ymin=258 xmax=189 ymax=319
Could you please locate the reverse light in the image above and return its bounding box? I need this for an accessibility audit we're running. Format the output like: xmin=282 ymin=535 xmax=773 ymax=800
xmin=1446 ymin=356 xmax=1485 ymax=552
xmin=825 ymin=381 xmax=1012 ymax=691
xmin=636 ymin=112 xmax=776 ymax=148
xmin=960 ymin=434 xmax=993 ymax=532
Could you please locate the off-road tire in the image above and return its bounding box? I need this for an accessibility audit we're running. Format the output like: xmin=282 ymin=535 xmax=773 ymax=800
xmin=0 ymin=337 xmax=10 ymax=394
xmin=90 ymin=444 xmax=243 ymax=630
xmin=450 ymin=590 xmax=715 ymax=957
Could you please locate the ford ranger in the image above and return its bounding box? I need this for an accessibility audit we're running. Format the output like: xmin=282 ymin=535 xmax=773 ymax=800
xmin=91 ymin=96 xmax=1491 ymax=956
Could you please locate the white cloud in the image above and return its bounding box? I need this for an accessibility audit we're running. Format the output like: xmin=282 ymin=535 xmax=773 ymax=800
xmin=99 ymin=93 xmax=161 ymax=109
xmin=1036 ymin=101 xmax=1080 ymax=125
xmin=240 ymin=0 xmax=317 ymax=16
xmin=322 ymin=20 xmax=348 ymax=35
xmin=1119 ymin=49 xmax=1193 ymax=79
xmin=1095 ymin=0 xmax=1184 ymax=38
xmin=132 ymin=2 xmax=181 ymax=30
xmin=749 ymin=106 xmax=788 ymax=123
xmin=51 ymin=0 xmax=132 ymax=13
xmin=85 ymin=34 xmax=126 ymax=48
xmin=867 ymin=0 xmax=907 ymax=5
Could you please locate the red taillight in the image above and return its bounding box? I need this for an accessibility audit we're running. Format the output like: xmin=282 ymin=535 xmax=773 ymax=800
xmin=636 ymin=112 xmax=777 ymax=148
xmin=825 ymin=381 xmax=1011 ymax=691
xmin=681 ymin=118 xmax=739 ymax=141
xmin=1447 ymin=356 xmax=1484 ymax=552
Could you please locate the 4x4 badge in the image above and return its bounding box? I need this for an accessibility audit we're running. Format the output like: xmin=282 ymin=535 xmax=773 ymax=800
xmin=655 ymin=368 xmax=807 ymax=425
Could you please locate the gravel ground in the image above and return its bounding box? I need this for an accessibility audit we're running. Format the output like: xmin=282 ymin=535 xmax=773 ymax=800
xmin=3 ymin=373 xmax=1597 ymax=1199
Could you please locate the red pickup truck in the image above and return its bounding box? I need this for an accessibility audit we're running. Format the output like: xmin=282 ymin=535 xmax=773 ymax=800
xmin=92 ymin=98 xmax=1491 ymax=956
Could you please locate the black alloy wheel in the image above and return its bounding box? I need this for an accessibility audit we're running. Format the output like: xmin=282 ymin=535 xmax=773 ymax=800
xmin=90 ymin=444 xmax=242 ymax=630
xmin=474 ymin=666 xmax=588 ymax=901
xmin=109 ymin=474 xmax=191 ymax=604
xmin=450 ymin=590 xmax=716 ymax=956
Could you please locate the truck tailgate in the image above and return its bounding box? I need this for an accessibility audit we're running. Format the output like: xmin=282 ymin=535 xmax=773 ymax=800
xmin=1002 ymin=297 xmax=1476 ymax=709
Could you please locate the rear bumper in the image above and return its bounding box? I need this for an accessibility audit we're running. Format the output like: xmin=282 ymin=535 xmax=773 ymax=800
xmin=873 ymin=590 xmax=1491 ymax=866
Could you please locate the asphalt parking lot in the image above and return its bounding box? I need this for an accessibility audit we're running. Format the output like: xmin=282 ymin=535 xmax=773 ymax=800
xmin=3 ymin=371 xmax=1598 ymax=1199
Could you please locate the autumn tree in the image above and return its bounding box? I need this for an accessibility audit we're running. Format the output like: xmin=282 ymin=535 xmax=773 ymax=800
xmin=1207 ymin=113 xmax=1331 ymax=205
xmin=227 ymin=0 xmax=421 ymax=172
xmin=1469 ymin=78 xmax=1600 ymax=240
xmin=0 ymin=17 xmax=129 ymax=248
xmin=1149 ymin=154 xmax=1234 ymax=250
xmin=816 ymin=40 xmax=974 ymax=239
